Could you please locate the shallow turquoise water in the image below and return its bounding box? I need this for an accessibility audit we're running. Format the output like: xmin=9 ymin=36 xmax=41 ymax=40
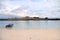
xmin=0 ymin=20 xmax=60 ymax=29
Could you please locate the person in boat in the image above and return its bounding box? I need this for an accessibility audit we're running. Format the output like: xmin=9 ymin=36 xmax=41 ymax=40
xmin=5 ymin=24 xmax=14 ymax=28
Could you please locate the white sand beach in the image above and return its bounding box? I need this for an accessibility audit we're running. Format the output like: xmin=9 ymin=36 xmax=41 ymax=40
xmin=0 ymin=28 xmax=60 ymax=40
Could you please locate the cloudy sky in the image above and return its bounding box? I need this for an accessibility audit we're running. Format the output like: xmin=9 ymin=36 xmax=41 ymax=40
xmin=0 ymin=0 xmax=60 ymax=18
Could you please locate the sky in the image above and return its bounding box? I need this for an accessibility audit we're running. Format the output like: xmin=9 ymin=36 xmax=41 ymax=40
xmin=0 ymin=0 xmax=60 ymax=18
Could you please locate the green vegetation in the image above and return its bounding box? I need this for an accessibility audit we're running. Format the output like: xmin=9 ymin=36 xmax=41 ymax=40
xmin=0 ymin=16 xmax=60 ymax=21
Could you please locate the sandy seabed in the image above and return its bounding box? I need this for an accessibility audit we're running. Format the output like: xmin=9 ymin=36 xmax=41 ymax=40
xmin=0 ymin=28 xmax=60 ymax=40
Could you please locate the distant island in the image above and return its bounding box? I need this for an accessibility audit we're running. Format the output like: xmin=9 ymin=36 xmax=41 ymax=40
xmin=0 ymin=16 xmax=60 ymax=21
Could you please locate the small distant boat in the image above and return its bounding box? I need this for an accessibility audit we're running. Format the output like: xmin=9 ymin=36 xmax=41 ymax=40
xmin=5 ymin=24 xmax=14 ymax=28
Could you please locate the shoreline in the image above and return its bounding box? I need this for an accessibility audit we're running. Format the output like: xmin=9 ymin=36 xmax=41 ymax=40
xmin=0 ymin=19 xmax=60 ymax=21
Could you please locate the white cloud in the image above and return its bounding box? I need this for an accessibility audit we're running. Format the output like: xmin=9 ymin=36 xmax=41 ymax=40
xmin=0 ymin=0 xmax=60 ymax=18
xmin=10 ymin=6 xmax=39 ymax=17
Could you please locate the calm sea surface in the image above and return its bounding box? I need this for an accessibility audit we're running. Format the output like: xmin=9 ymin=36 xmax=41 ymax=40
xmin=0 ymin=20 xmax=60 ymax=29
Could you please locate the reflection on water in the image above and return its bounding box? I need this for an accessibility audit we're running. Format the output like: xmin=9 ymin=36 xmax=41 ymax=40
xmin=0 ymin=20 xmax=60 ymax=29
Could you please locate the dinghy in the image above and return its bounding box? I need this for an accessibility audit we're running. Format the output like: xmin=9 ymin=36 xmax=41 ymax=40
xmin=5 ymin=24 xmax=14 ymax=28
